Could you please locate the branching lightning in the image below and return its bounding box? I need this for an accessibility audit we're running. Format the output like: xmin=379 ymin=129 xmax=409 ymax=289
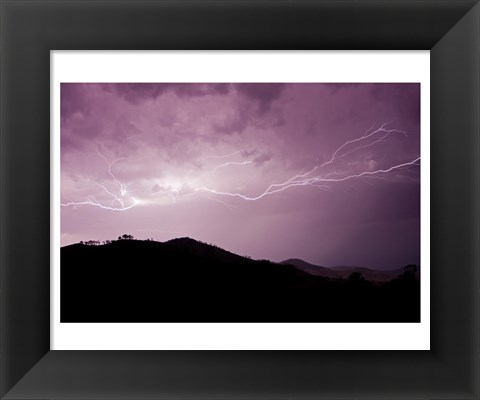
xmin=195 ymin=122 xmax=419 ymax=201
xmin=205 ymin=160 xmax=252 ymax=175
xmin=62 ymin=122 xmax=420 ymax=211
xmin=204 ymin=149 xmax=244 ymax=160
xmin=318 ymin=122 xmax=406 ymax=168
xmin=61 ymin=150 xmax=137 ymax=211
xmin=60 ymin=198 xmax=138 ymax=211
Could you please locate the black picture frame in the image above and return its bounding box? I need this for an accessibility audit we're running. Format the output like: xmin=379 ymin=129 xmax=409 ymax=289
xmin=1 ymin=0 xmax=479 ymax=398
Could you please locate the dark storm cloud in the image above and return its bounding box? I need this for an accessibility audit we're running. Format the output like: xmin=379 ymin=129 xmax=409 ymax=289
xmin=234 ymin=83 xmax=286 ymax=114
xmin=103 ymin=83 xmax=231 ymax=104
xmin=61 ymin=83 xmax=93 ymax=121
xmin=212 ymin=109 xmax=249 ymax=135
xmin=252 ymin=152 xmax=273 ymax=166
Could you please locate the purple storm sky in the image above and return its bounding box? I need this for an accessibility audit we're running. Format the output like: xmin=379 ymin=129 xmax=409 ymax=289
xmin=61 ymin=83 xmax=420 ymax=269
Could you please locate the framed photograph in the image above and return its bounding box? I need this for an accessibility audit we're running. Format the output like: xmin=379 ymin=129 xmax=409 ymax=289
xmin=51 ymin=52 xmax=429 ymax=351
xmin=1 ymin=0 xmax=479 ymax=399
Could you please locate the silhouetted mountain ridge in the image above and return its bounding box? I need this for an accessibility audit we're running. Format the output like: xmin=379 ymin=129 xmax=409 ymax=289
xmin=165 ymin=237 xmax=251 ymax=264
xmin=281 ymin=258 xmax=419 ymax=282
xmin=281 ymin=258 xmax=342 ymax=279
xmin=61 ymin=237 xmax=420 ymax=323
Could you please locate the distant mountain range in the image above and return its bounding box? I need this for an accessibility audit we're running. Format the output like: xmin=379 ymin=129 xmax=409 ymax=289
xmin=281 ymin=258 xmax=419 ymax=282
xmin=61 ymin=237 xmax=420 ymax=323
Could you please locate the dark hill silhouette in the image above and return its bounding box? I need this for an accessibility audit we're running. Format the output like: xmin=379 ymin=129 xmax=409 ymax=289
xmin=61 ymin=238 xmax=420 ymax=323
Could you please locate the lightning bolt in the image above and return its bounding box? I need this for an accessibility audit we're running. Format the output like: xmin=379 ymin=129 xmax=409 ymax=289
xmin=195 ymin=158 xmax=419 ymax=200
xmin=95 ymin=150 xmax=129 ymax=196
xmin=282 ymin=122 xmax=408 ymax=183
xmin=60 ymin=198 xmax=138 ymax=211
xmin=184 ymin=156 xmax=253 ymax=188
xmin=61 ymin=122 xmax=419 ymax=211
xmin=195 ymin=122 xmax=419 ymax=201
xmin=61 ymin=150 xmax=137 ymax=211
xmin=319 ymin=121 xmax=406 ymax=168
xmin=204 ymin=149 xmax=244 ymax=160
xmin=205 ymin=160 xmax=253 ymax=175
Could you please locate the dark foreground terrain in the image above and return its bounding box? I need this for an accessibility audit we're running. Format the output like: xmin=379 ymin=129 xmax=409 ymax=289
xmin=61 ymin=238 xmax=420 ymax=322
